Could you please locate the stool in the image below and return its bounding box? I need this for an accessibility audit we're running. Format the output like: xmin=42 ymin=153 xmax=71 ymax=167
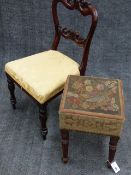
xmin=59 ymin=75 xmax=125 ymax=166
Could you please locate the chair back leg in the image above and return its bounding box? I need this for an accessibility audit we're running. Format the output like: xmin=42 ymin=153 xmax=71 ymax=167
xmin=7 ymin=75 xmax=16 ymax=109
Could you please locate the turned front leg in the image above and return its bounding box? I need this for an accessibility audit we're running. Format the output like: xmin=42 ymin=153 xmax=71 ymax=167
xmin=107 ymin=136 xmax=119 ymax=168
xmin=7 ymin=75 xmax=16 ymax=109
xmin=39 ymin=104 xmax=48 ymax=140
xmin=61 ymin=129 xmax=69 ymax=163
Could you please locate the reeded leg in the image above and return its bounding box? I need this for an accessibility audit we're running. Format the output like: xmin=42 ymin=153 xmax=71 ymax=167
xmin=7 ymin=75 xmax=16 ymax=109
xmin=107 ymin=136 xmax=119 ymax=168
xmin=61 ymin=129 xmax=69 ymax=163
xmin=39 ymin=104 xmax=48 ymax=140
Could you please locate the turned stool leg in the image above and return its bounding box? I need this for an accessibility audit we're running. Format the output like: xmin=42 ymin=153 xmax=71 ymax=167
xmin=7 ymin=75 xmax=16 ymax=109
xmin=61 ymin=129 xmax=69 ymax=163
xmin=39 ymin=104 xmax=48 ymax=140
xmin=107 ymin=136 xmax=119 ymax=168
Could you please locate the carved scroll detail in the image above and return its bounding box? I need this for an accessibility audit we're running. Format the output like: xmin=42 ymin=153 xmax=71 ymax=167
xmin=58 ymin=26 xmax=86 ymax=47
xmin=67 ymin=0 xmax=91 ymax=8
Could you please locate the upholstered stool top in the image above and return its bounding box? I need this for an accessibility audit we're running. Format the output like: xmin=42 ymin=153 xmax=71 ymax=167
xmin=59 ymin=75 xmax=125 ymax=136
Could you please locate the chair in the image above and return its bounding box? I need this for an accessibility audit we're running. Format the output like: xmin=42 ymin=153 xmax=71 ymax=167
xmin=5 ymin=0 xmax=98 ymax=140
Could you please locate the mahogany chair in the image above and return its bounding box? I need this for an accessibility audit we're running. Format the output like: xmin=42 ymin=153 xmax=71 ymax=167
xmin=5 ymin=0 xmax=98 ymax=140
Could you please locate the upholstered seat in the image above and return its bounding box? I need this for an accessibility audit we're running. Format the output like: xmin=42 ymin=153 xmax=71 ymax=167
xmin=5 ymin=50 xmax=80 ymax=104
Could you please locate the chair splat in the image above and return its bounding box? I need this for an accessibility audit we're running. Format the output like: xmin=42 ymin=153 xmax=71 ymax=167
xmin=58 ymin=26 xmax=86 ymax=47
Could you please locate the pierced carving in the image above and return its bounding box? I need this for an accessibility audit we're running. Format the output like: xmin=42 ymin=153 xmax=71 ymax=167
xmin=58 ymin=26 xmax=86 ymax=47
xmin=67 ymin=0 xmax=91 ymax=8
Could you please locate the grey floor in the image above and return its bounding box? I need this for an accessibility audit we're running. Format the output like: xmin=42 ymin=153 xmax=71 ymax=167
xmin=0 ymin=0 xmax=131 ymax=175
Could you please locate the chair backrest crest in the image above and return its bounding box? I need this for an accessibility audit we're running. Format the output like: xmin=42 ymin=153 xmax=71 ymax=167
xmin=66 ymin=0 xmax=91 ymax=11
xmin=52 ymin=0 xmax=98 ymax=75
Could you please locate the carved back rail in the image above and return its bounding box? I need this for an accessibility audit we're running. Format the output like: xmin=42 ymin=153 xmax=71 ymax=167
xmin=52 ymin=0 xmax=98 ymax=75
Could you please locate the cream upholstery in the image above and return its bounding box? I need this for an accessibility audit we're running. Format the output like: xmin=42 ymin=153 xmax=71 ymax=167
xmin=5 ymin=50 xmax=80 ymax=104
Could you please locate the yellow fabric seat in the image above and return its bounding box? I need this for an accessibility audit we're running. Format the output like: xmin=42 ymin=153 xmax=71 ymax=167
xmin=5 ymin=50 xmax=80 ymax=104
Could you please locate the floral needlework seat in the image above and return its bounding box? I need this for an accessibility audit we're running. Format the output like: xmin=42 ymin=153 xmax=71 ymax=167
xmin=59 ymin=75 xmax=125 ymax=166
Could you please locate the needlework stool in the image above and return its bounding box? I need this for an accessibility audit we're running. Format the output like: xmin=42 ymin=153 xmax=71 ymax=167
xmin=59 ymin=75 xmax=125 ymax=166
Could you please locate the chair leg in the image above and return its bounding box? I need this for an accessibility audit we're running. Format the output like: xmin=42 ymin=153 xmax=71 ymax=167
xmin=107 ymin=136 xmax=119 ymax=168
xmin=61 ymin=129 xmax=69 ymax=163
xmin=7 ymin=75 xmax=16 ymax=109
xmin=39 ymin=104 xmax=48 ymax=140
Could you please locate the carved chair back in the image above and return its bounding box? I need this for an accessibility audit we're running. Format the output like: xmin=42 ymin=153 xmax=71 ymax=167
xmin=52 ymin=0 xmax=98 ymax=75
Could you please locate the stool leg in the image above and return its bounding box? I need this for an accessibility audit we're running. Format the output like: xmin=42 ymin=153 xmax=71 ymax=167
xmin=39 ymin=104 xmax=48 ymax=140
xmin=7 ymin=75 xmax=16 ymax=109
xmin=107 ymin=136 xmax=119 ymax=168
xmin=61 ymin=129 xmax=69 ymax=163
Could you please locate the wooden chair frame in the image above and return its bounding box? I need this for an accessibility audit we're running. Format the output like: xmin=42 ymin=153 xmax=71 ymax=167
xmin=6 ymin=0 xmax=98 ymax=140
